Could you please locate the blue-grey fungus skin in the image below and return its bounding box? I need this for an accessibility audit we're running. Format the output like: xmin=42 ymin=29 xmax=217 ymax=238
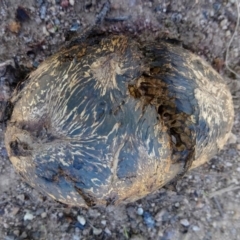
xmin=5 ymin=35 xmax=234 ymax=207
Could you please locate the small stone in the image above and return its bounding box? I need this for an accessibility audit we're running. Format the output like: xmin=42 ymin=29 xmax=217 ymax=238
xmin=93 ymin=227 xmax=102 ymax=235
xmin=180 ymin=219 xmax=190 ymax=227
xmin=226 ymin=30 xmax=231 ymax=37
xmin=42 ymin=25 xmax=50 ymax=36
xmin=155 ymin=209 xmax=166 ymax=222
xmin=24 ymin=211 xmax=34 ymax=221
xmin=8 ymin=21 xmax=21 ymax=34
xmin=171 ymin=12 xmax=182 ymax=22
xmin=58 ymin=212 xmax=63 ymax=218
xmin=3 ymin=222 xmax=9 ymax=228
xmin=11 ymin=207 xmax=20 ymax=216
xmin=137 ymin=207 xmax=144 ymax=215
xmin=36 ymin=208 xmax=44 ymax=215
xmin=72 ymin=235 xmax=80 ymax=240
xmin=175 ymin=202 xmax=180 ymax=207
xmin=41 ymin=212 xmax=47 ymax=218
xmin=101 ymin=220 xmax=106 ymax=226
xmin=70 ymin=22 xmax=80 ymax=31
xmin=143 ymin=212 xmax=155 ymax=228
xmin=40 ymin=4 xmax=47 ymax=20
xmin=4 ymin=235 xmax=15 ymax=240
xmin=77 ymin=215 xmax=86 ymax=226
xmin=61 ymin=0 xmax=69 ymax=8
xmin=220 ymin=19 xmax=226 ymax=28
xmin=88 ymin=209 xmax=100 ymax=217
xmin=226 ymin=162 xmax=233 ymax=167
xmin=237 ymin=144 xmax=240 ymax=150
xmin=20 ymin=232 xmax=27 ymax=238
xmin=54 ymin=18 xmax=60 ymax=25
xmin=192 ymin=225 xmax=200 ymax=231
xmin=104 ymin=227 xmax=111 ymax=235
xmin=69 ymin=0 xmax=74 ymax=6
xmin=13 ymin=229 xmax=20 ymax=236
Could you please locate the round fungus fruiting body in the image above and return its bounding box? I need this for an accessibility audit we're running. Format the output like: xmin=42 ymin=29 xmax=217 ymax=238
xmin=5 ymin=35 xmax=234 ymax=207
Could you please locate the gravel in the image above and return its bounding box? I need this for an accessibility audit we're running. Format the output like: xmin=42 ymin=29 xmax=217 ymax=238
xmin=0 ymin=0 xmax=240 ymax=239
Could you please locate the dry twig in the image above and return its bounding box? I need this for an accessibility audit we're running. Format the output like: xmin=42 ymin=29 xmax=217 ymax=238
xmin=225 ymin=0 xmax=240 ymax=78
xmin=208 ymin=185 xmax=240 ymax=198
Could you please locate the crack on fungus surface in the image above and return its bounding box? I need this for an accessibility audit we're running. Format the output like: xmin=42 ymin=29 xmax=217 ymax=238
xmin=128 ymin=66 xmax=196 ymax=175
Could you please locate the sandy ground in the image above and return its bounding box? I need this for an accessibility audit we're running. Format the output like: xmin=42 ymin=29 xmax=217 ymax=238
xmin=0 ymin=0 xmax=240 ymax=239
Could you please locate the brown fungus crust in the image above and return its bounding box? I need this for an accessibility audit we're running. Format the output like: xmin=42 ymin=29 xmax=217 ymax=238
xmin=5 ymin=35 xmax=234 ymax=207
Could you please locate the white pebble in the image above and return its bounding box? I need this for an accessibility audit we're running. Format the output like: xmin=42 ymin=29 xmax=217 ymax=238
xmin=72 ymin=235 xmax=80 ymax=240
xmin=101 ymin=220 xmax=107 ymax=226
xmin=226 ymin=162 xmax=233 ymax=167
xmin=137 ymin=207 xmax=144 ymax=215
xmin=105 ymin=227 xmax=111 ymax=235
xmin=41 ymin=212 xmax=47 ymax=218
xmin=93 ymin=227 xmax=102 ymax=235
xmin=77 ymin=215 xmax=86 ymax=226
xmin=69 ymin=0 xmax=75 ymax=6
xmin=24 ymin=211 xmax=34 ymax=221
xmin=192 ymin=225 xmax=200 ymax=231
xmin=226 ymin=30 xmax=231 ymax=37
xmin=42 ymin=26 xmax=49 ymax=36
xmin=175 ymin=202 xmax=180 ymax=207
xmin=180 ymin=219 xmax=190 ymax=227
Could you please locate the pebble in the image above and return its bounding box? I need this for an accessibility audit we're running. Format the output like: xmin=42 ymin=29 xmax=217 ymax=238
xmin=20 ymin=232 xmax=27 ymax=238
xmin=192 ymin=225 xmax=200 ymax=231
xmin=143 ymin=212 xmax=155 ymax=228
xmin=104 ymin=227 xmax=111 ymax=235
xmin=175 ymin=202 xmax=180 ymax=207
xmin=72 ymin=235 xmax=80 ymax=240
xmin=61 ymin=0 xmax=69 ymax=8
xmin=40 ymin=4 xmax=47 ymax=20
xmin=77 ymin=215 xmax=86 ymax=226
xmin=69 ymin=0 xmax=75 ymax=6
xmin=41 ymin=212 xmax=47 ymax=218
xmin=171 ymin=12 xmax=182 ymax=23
xmin=155 ymin=209 xmax=166 ymax=222
xmin=226 ymin=30 xmax=231 ymax=37
xmin=36 ymin=208 xmax=44 ymax=216
xmin=220 ymin=19 xmax=228 ymax=30
xmin=16 ymin=194 xmax=25 ymax=202
xmin=88 ymin=209 xmax=100 ymax=217
xmin=70 ymin=22 xmax=80 ymax=31
xmin=24 ymin=211 xmax=34 ymax=221
xmin=58 ymin=212 xmax=63 ymax=218
xmin=54 ymin=18 xmax=60 ymax=25
xmin=237 ymin=144 xmax=240 ymax=150
xmin=13 ymin=229 xmax=20 ymax=236
xmin=180 ymin=219 xmax=190 ymax=227
xmin=226 ymin=162 xmax=233 ymax=167
xmin=4 ymin=235 xmax=15 ymax=240
xmin=10 ymin=207 xmax=20 ymax=216
xmin=42 ymin=25 xmax=50 ymax=36
xmin=93 ymin=227 xmax=102 ymax=235
xmin=101 ymin=219 xmax=107 ymax=225
xmin=137 ymin=207 xmax=144 ymax=215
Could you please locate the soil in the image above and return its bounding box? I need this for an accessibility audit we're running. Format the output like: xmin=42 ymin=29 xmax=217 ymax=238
xmin=0 ymin=0 xmax=240 ymax=239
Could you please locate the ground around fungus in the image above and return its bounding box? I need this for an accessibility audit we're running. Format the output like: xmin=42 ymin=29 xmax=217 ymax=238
xmin=0 ymin=0 xmax=240 ymax=239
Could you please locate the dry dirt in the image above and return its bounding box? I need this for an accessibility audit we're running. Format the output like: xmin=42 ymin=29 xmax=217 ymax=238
xmin=0 ymin=0 xmax=240 ymax=239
